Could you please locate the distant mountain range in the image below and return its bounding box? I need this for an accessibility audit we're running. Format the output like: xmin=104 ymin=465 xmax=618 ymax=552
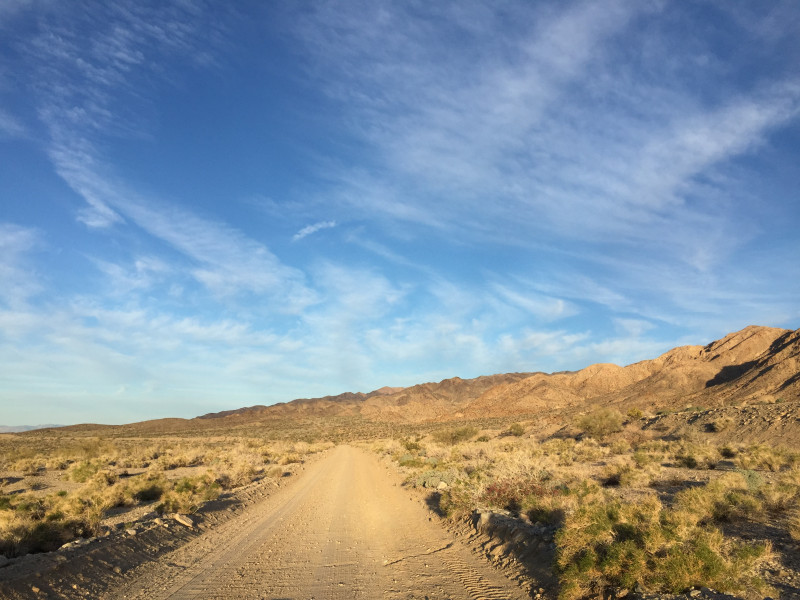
xmin=19 ymin=325 xmax=799 ymax=442
xmin=188 ymin=324 xmax=798 ymax=425
xmin=0 ymin=424 xmax=63 ymax=433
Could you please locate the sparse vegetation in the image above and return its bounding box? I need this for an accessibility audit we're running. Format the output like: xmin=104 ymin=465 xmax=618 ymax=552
xmin=0 ymin=435 xmax=330 ymax=559
xmin=365 ymin=415 xmax=800 ymax=599
xmin=2 ymin=394 xmax=799 ymax=599
xmin=432 ymin=426 xmax=478 ymax=445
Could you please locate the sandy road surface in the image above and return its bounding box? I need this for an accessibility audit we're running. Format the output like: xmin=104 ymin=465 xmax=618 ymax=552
xmin=111 ymin=446 xmax=528 ymax=600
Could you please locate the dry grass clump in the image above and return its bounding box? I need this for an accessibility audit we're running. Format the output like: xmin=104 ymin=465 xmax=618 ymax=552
xmin=155 ymin=472 xmax=221 ymax=515
xmin=675 ymin=472 xmax=764 ymax=524
xmin=735 ymin=444 xmax=799 ymax=472
xmin=789 ymin=510 xmax=800 ymax=541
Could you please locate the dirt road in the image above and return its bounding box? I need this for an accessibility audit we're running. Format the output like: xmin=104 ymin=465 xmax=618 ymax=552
xmin=111 ymin=445 xmax=527 ymax=600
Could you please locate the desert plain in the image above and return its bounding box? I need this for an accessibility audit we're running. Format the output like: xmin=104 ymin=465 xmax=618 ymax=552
xmin=1 ymin=325 xmax=799 ymax=599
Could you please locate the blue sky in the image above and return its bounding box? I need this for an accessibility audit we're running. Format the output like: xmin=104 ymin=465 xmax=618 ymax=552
xmin=1 ymin=1 xmax=799 ymax=425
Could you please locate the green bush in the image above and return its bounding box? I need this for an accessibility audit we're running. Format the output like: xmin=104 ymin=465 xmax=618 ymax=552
xmin=626 ymin=407 xmax=644 ymax=420
xmin=576 ymin=409 xmax=625 ymax=439
xmin=68 ymin=460 xmax=102 ymax=483
xmin=508 ymin=423 xmax=525 ymax=437
xmin=556 ymin=494 xmax=772 ymax=600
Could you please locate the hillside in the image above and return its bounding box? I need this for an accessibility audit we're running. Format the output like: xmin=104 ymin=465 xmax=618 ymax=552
xmin=463 ymin=325 xmax=798 ymax=418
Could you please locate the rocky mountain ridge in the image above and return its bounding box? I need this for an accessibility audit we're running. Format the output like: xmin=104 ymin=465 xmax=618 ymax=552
xmin=21 ymin=325 xmax=799 ymax=437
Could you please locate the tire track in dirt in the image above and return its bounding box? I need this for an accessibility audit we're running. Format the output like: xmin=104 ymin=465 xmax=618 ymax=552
xmin=111 ymin=445 xmax=529 ymax=600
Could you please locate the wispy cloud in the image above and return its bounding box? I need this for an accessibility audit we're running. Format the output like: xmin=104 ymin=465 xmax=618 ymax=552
xmin=289 ymin=0 xmax=800 ymax=328
xmin=0 ymin=107 xmax=25 ymax=138
xmin=0 ymin=223 xmax=41 ymax=307
xmin=292 ymin=220 xmax=336 ymax=241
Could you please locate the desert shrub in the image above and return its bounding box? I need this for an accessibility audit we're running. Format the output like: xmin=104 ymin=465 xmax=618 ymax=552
xmin=573 ymin=439 xmax=604 ymax=463
xmin=479 ymin=477 xmax=562 ymax=515
xmin=129 ymin=476 xmax=167 ymax=503
xmin=626 ymin=407 xmax=643 ymax=420
xmin=542 ymin=438 xmax=577 ymax=464
xmin=719 ymin=446 xmax=736 ymax=459
xmin=0 ymin=492 xmax=103 ymax=558
xmin=279 ymin=453 xmax=302 ymax=465
xmin=17 ymin=460 xmax=44 ymax=477
xmin=476 ymin=435 xmax=490 ymax=442
xmin=675 ymin=473 xmax=764 ymax=525
xmin=601 ymin=463 xmax=640 ymax=487
xmin=432 ymin=426 xmax=478 ymax=445
xmin=400 ymin=438 xmax=422 ymax=452
xmin=739 ymin=469 xmax=764 ymax=492
xmin=608 ymin=439 xmax=631 ymax=455
xmin=577 ymin=409 xmax=624 ymax=439
xmin=556 ymin=494 xmax=772 ymax=600
xmin=156 ymin=473 xmax=220 ymax=515
xmin=91 ymin=469 xmax=118 ymax=487
xmin=438 ymin=483 xmax=475 ymax=518
xmin=396 ymin=454 xmax=426 ymax=468
xmin=736 ymin=445 xmax=798 ymax=472
xmin=760 ymin=480 xmax=800 ymax=514
xmin=157 ymin=448 xmax=205 ymax=470
xmin=508 ymin=423 xmax=525 ymax=437
xmin=632 ymin=450 xmax=656 ymax=468
xmin=215 ymin=463 xmax=258 ymax=489
xmin=675 ymin=453 xmax=698 ymax=469
xmin=706 ymin=417 xmax=733 ymax=433
xmin=68 ymin=460 xmax=102 ymax=483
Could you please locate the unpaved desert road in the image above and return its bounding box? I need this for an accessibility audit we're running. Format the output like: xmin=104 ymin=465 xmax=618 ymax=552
xmin=111 ymin=445 xmax=528 ymax=600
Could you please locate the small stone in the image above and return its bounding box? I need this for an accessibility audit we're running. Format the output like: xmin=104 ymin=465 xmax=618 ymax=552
xmin=126 ymin=528 xmax=137 ymax=536
xmin=31 ymin=586 xmax=40 ymax=594
xmin=437 ymin=481 xmax=448 ymax=490
xmin=113 ymin=565 xmax=122 ymax=574
xmin=689 ymin=590 xmax=701 ymax=597
xmin=0 ymin=555 xmax=8 ymax=567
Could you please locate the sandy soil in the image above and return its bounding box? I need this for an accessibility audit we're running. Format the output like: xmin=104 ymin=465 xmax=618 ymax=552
xmin=1 ymin=446 xmax=529 ymax=599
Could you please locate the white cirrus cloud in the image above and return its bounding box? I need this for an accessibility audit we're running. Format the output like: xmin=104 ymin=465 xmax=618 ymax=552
xmin=292 ymin=220 xmax=337 ymax=242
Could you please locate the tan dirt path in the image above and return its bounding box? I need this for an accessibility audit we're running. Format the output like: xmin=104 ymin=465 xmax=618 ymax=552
xmin=109 ymin=445 xmax=528 ymax=600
